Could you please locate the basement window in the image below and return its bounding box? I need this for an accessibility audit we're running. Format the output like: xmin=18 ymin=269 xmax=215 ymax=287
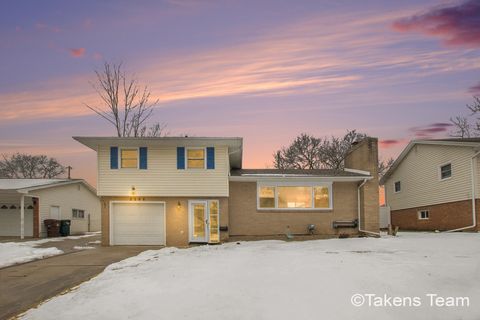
xmin=418 ymin=210 xmax=429 ymax=220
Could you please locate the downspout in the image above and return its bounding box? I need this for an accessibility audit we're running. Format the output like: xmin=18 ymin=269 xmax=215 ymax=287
xmin=446 ymin=150 xmax=480 ymax=232
xmin=357 ymin=178 xmax=381 ymax=237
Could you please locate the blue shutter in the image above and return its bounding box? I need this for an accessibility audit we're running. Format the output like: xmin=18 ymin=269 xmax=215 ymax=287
xmin=110 ymin=147 xmax=118 ymax=169
xmin=139 ymin=147 xmax=148 ymax=169
xmin=207 ymin=147 xmax=215 ymax=169
xmin=177 ymin=147 xmax=185 ymax=169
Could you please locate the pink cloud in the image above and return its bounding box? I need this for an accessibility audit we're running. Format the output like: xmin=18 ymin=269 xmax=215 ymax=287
xmin=410 ymin=123 xmax=453 ymax=138
xmin=468 ymin=82 xmax=480 ymax=95
xmin=392 ymin=0 xmax=480 ymax=47
xmin=92 ymin=52 xmax=103 ymax=61
xmin=69 ymin=48 xmax=86 ymax=58
xmin=379 ymin=139 xmax=403 ymax=148
xmin=35 ymin=22 xmax=61 ymax=33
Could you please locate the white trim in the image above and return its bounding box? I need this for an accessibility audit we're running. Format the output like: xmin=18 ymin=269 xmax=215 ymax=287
xmin=229 ymin=175 xmax=371 ymax=182
xmin=109 ymin=201 xmax=166 ymax=246
xmin=16 ymin=180 xmax=97 ymax=196
xmin=438 ymin=162 xmax=452 ymax=181
xmin=185 ymin=147 xmax=207 ymax=170
xmin=119 ymin=147 xmax=139 ymax=170
xmin=344 ymin=168 xmax=371 ymax=175
xmin=188 ymin=200 xmax=208 ymax=243
xmin=256 ymin=181 xmax=333 ymax=211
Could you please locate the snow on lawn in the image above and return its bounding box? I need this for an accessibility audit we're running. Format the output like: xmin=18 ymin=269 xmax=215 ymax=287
xmin=0 ymin=233 xmax=99 ymax=268
xmin=22 ymin=232 xmax=480 ymax=320
xmin=0 ymin=243 xmax=62 ymax=268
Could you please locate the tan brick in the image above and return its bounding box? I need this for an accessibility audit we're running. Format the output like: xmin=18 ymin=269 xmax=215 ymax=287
xmin=101 ymin=196 xmax=228 ymax=247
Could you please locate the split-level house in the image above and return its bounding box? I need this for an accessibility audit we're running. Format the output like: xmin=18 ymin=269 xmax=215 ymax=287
xmin=74 ymin=136 xmax=380 ymax=246
xmin=381 ymin=138 xmax=480 ymax=231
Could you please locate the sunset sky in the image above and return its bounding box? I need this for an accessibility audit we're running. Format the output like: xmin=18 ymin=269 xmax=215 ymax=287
xmin=1 ymin=0 xmax=479 ymax=185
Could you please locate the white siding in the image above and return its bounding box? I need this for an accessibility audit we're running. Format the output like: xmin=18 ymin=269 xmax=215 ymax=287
xmin=97 ymin=146 xmax=229 ymax=197
xmin=32 ymin=183 xmax=101 ymax=236
xmin=385 ymin=144 xmax=476 ymax=210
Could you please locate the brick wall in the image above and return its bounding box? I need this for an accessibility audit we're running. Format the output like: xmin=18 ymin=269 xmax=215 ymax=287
xmin=228 ymin=181 xmax=360 ymax=237
xmin=344 ymin=137 xmax=380 ymax=233
xmin=391 ymin=199 xmax=480 ymax=231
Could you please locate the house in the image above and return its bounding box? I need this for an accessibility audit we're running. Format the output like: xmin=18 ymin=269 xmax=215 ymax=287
xmin=73 ymin=136 xmax=380 ymax=246
xmin=0 ymin=179 xmax=101 ymax=238
xmin=380 ymin=138 xmax=480 ymax=232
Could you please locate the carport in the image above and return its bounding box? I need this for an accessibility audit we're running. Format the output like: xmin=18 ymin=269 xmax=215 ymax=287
xmin=0 ymin=184 xmax=40 ymax=239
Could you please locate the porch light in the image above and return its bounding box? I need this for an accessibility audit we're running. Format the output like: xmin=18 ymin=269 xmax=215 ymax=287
xmin=130 ymin=186 xmax=136 ymax=196
xmin=177 ymin=201 xmax=182 ymax=209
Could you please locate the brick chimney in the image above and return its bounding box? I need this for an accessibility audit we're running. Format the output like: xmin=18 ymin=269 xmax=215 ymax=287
xmin=344 ymin=137 xmax=380 ymax=234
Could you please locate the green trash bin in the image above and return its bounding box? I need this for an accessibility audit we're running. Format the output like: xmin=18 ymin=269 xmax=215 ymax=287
xmin=60 ymin=220 xmax=71 ymax=237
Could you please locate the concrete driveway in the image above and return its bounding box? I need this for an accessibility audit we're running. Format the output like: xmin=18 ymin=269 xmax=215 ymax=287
xmin=0 ymin=245 xmax=162 ymax=319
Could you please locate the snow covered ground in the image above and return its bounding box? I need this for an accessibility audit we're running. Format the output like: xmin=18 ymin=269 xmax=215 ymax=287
xmin=0 ymin=233 xmax=99 ymax=268
xmin=0 ymin=242 xmax=62 ymax=268
xmin=21 ymin=232 xmax=480 ymax=320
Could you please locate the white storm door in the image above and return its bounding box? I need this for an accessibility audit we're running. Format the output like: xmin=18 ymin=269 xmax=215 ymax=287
xmin=49 ymin=206 xmax=60 ymax=220
xmin=189 ymin=201 xmax=208 ymax=243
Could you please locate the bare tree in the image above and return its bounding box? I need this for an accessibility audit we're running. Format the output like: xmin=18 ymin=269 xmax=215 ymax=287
xmin=450 ymin=96 xmax=480 ymax=138
xmin=0 ymin=153 xmax=65 ymax=178
xmin=85 ymin=62 xmax=166 ymax=137
xmin=273 ymin=130 xmax=366 ymax=170
xmin=378 ymin=157 xmax=394 ymax=180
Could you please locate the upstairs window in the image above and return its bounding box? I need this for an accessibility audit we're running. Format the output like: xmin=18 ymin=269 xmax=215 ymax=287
xmin=394 ymin=181 xmax=401 ymax=193
xmin=440 ymin=163 xmax=452 ymax=180
xmin=187 ymin=148 xmax=205 ymax=169
xmin=121 ymin=149 xmax=138 ymax=168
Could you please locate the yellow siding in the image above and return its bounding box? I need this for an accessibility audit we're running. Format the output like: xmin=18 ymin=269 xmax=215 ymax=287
xmin=32 ymin=183 xmax=101 ymax=236
xmin=97 ymin=146 xmax=229 ymax=197
xmin=385 ymin=144 xmax=477 ymax=210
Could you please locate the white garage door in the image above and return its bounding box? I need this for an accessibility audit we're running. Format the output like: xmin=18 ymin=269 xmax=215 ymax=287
xmin=111 ymin=202 xmax=165 ymax=245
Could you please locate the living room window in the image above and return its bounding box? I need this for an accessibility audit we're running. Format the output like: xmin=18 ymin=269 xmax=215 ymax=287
xmin=257 ymin=183 xmax=332 ymax=210
xmin=418 ymin=210 xmax=429 ymax=220
xmin=259 ymin=187 xmax=275 ymax=208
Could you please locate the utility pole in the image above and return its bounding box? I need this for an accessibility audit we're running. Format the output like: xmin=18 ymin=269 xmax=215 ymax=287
xmin=67 ymin=166 xmax=73 ymax=179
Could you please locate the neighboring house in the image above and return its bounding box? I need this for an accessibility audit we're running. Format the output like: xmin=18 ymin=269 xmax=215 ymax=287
xmin=0 ymin=179 xmax=101 ymax=238
xmin=73 ymin=136 xmax=380 ymax=247
xmin=381 ymin=138 xmax=480 ymax=232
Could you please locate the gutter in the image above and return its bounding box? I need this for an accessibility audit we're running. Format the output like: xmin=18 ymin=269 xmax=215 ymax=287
xmin=357 ymin=178 xmax=381 ymax=237
xmin=445 ymin=150 xmax=480 ymax=232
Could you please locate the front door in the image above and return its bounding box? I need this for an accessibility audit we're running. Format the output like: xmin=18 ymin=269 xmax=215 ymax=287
xmin=189 ymin=200 xmax=220 ymax=243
